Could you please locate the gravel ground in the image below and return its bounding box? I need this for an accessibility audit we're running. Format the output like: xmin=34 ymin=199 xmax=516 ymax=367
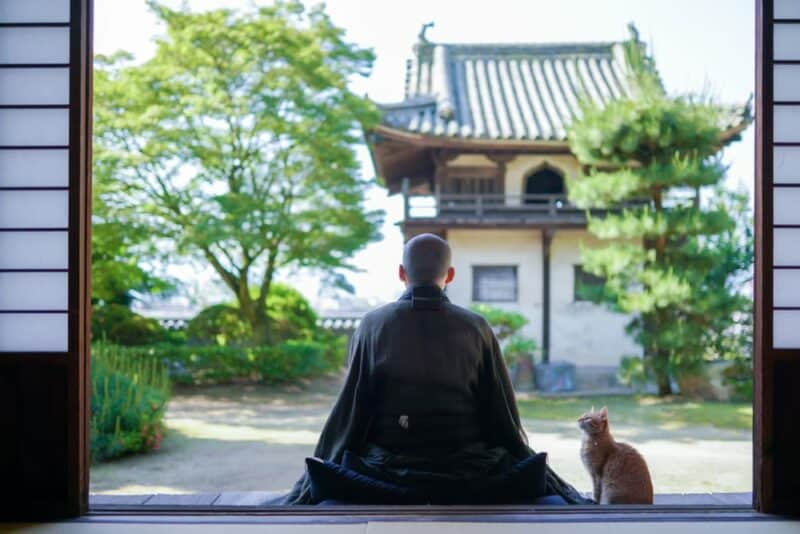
xmin=90 ymin=376 xmax=751 ymax=496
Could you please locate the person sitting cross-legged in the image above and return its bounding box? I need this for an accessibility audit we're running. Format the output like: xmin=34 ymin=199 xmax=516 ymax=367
xmin=282 ymin=233 xmax=590 ymax=506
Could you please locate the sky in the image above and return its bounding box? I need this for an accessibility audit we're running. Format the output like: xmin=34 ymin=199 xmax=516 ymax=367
xmin=94 ymin=0 xmax=756 ymax=310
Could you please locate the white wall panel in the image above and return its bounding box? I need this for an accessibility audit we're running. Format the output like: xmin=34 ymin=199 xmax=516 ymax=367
xmin=0 ymin=109 xmax=69 ymax=146
xmin=774 ymin=269 xmax=800 ymax=307
xmin=774 ymin=310 xmax=800 ymax=349
xmin=0 ymin=27 xmax=70 ymax=64
xmin=774 ymin=187 xmax=800 ymax=225
xmin=776 ymin=0 xmax=800 ymax=19
xmin=0 ymin=0 xmax=70 ymax=23
xmin=775 ymin=23 xmax=800 ymax=61
xmin=774 ymin=105 xmax=800 ymax=143
xmin=0 ymin=313 xmax=68 ymax=352
xmin=0 ymin=68 xmax=69 ymax=106
xmin=0 ymin=272 xmax=68 ymax=311
xmin=0 ymin=191 xmax=68 ymax=228
xmin=0 ymin=231 xmax=68 ymax=269
xmin=0 ymin=149 xmax=68 ymax=188
xmin=774 ymin=146 xmax=800 ymax=184
xmin=774 ymin=228 xmax=800 ymax=266
xmin=775 ymin=64 xmax=800 ymax=101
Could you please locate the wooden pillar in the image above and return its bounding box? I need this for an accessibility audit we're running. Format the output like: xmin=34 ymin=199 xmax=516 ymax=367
xmin=401 ymin=177 xmax=410 ymax=220
xmin=541 ymin=228 xmax=554 ymax=364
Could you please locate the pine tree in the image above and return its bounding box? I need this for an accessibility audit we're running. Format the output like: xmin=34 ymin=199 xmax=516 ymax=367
xmin=567 ymin=28 xmax=752 ymax=396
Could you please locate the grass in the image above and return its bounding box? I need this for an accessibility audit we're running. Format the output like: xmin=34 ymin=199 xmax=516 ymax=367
xmin=516 ymin=395 xmax=752 ymax=431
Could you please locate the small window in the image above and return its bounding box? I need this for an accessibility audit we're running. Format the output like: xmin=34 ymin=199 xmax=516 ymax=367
xmin=574 ymin=264 xmax=605 ymax=302
xmin=472 ymin=266 xmax=518 ymax=302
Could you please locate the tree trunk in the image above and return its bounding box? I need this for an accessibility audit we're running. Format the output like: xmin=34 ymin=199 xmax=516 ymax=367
xmin=234 ymin=285 xmax=271 ymax=346
xmin=250 ymin=315 xmax=271 ymax=346
xmin=656 ymin=366 xmax=673 ymax=396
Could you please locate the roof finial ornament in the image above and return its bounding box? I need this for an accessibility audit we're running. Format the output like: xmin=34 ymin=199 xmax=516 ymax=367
xmin=627 ymin=22 xmax=640 ymax=44
xmin=419 ymin=21 xmax=434 ymax=43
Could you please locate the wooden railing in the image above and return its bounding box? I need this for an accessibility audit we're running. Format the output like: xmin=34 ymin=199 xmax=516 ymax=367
xmin=403 ymin=192 xmax=585 ymax=221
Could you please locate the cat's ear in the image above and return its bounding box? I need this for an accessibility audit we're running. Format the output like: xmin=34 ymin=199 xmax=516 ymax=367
xmin=591 ymin=406 xmax=595 ymax=413
xmin=599 ymin=406 xmax=608 ymax=419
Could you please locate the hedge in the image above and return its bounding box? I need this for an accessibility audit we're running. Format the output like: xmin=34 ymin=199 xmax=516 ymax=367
xmin=97 ymin=335 xmax=347 ymax=386
xmin=91 ymin=344 xmax=171 ymax=462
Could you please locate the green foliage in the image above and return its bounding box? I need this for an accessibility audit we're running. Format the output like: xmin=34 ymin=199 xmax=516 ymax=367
xmin=93 ymin=1 xmax=383 ymax=343
xmin=516 ymin=394 xmax=752 ymax=431
xmin=469 ymin=304 xmax=538 ymax=365
xmin=92 ymin=131 xmax=173 ymax=306
xmin=266 ymin=283 xmax=318 ymax=342
xmin=104 ymin=337 xmax=345 ymax=386
xmin=504 ymin=336 xmax=540 ymax=367
xmin=469 ymin=304 xmax=528 ymax=343
xmin=91 ymin=344 xmax=171 ymax=462
xmin=567 ymin=33 xmax=752 ymax=396
xmin=186 ymin=283 xmax=318 ymax=345
xmin=186 ymin=304 xmax=252 ymax=346
xmin=92 ymin=304 xmax=170 ymax=346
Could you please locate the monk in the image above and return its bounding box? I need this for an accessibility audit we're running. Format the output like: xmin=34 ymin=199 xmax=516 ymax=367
xmin=283 ymin=233 xmax=589 ymax=505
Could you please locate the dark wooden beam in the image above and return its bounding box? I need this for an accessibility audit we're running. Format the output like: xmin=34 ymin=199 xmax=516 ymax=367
xmin=541 ymin=228 xmax=554 ymax=364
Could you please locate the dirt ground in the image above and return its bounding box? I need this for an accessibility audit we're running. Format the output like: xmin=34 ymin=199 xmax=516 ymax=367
xmin=90 ymin=375 xmax=751 ymax=496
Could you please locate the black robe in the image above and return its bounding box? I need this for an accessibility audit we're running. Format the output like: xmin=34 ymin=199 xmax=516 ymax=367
xmin=283 ymin=285 xmax=591 ymax=504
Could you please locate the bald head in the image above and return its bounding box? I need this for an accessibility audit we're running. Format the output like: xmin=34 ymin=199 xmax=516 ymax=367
xmin=402 ymin=233 xmax=452 ymax=286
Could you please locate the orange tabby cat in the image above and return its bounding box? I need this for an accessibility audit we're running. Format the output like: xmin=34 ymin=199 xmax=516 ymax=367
xmin=578 ymin=406 xmax=653 ymax=504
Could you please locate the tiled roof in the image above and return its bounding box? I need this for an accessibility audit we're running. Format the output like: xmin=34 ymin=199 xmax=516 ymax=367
xmin=379 ymin=40 xmax=634 ymax=142
xmin=378 ymin=39 xmax=750 ymax=143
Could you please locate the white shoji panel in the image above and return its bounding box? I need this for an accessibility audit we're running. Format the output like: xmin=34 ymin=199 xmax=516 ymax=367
xmin=0 ymin=68 xmax=69 ymax=106
xmin=0 ymin=231 xmax=68 ymax=269
xmin=774 ymin=105 xmax=800 ymax=143
xmin=0 ymin=0 xmax=70 ymax=23
xmin=0 ymin=272 xmax=68 ymax=311
xmin=775 ymin=228 xmax=800 ymax=266
xmin=774 ymin=269 xmax=800 ymax=307
xmin=775 ymin=64 xmax=800 ymax=101
xmin=774 ymin=187 xmax=800 ymax=225
xmin=776 ymin=0 xmax=800 ymax=19
xmin=775 ymin=23 xmax=800 ymax=61
xmin=774 ymin=310 xmax=800 ymax=349
xmin=774 ymin=146 xmax=800 ymax=184
xmin=0 ymin=313 xmax=68 ymax=352
xmin=0 ymin=109 xmax=69 ymax=146
xmin=0 ymin=149 xmax=68 ymax=188
xmin=0 ymin=191 xmax=68 ymax=228
xmin=0 ymin=27 xmax=70 ymax=64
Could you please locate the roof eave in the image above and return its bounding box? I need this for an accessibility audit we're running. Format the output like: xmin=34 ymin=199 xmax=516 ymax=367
xmin=373 ymin=125 xmax=573 ymax=152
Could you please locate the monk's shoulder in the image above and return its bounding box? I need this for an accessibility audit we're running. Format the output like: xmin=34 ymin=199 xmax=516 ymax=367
xmin=443 ymin=301 xmax=493 ymax=334
xmin=358 ymin=300 xmax=408 ymax=329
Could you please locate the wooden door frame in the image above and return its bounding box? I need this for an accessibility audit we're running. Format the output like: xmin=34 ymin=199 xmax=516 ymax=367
xmin=67 ymin=0 xmax=93 ymax=517
xmin=8 ymin=0 xmax=798 ymax=519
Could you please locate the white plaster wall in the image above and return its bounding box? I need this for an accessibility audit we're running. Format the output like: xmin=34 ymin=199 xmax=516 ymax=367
xmin=549 ymin=229 xmax=641 ymax=366
xmin=449 ymin=154 xmax=494 ymax=167
xmin=447 ymin=228 xmax=639 ymax=367
xmin=447 ymin=229 xmax=543 ymax=342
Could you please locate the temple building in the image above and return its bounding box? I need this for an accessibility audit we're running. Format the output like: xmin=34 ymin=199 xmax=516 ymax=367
xmin=366 ymin=29 xmax=749 ymax=382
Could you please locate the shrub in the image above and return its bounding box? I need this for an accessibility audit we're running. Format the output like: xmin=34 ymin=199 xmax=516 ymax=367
xmin=722 ymin=356 xmax=753 ymax=401
xmin=91 ymin=344 xmax=170 ymax=462
xmin=469 ymin=304 xmax=537 ymax=366
xmin=267 ymin=283 xmax=318 ymax=342
xmin=92 ymin=303 xmax=168 ymax=346
xmin=185 ymin=283 xmax=319 ymax=346
xmin=185 ymin=304 xmax=252 ymax=346
xmin=101 ymin=337 xmax=345 ymax=386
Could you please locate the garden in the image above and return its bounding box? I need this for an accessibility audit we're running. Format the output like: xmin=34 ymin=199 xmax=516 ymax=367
xmin=89 ymin=1 xmax=754 ymax=499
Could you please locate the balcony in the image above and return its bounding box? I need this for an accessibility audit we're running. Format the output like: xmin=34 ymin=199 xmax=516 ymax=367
xmin=402 ymin=193 xmax=590 ymax=228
